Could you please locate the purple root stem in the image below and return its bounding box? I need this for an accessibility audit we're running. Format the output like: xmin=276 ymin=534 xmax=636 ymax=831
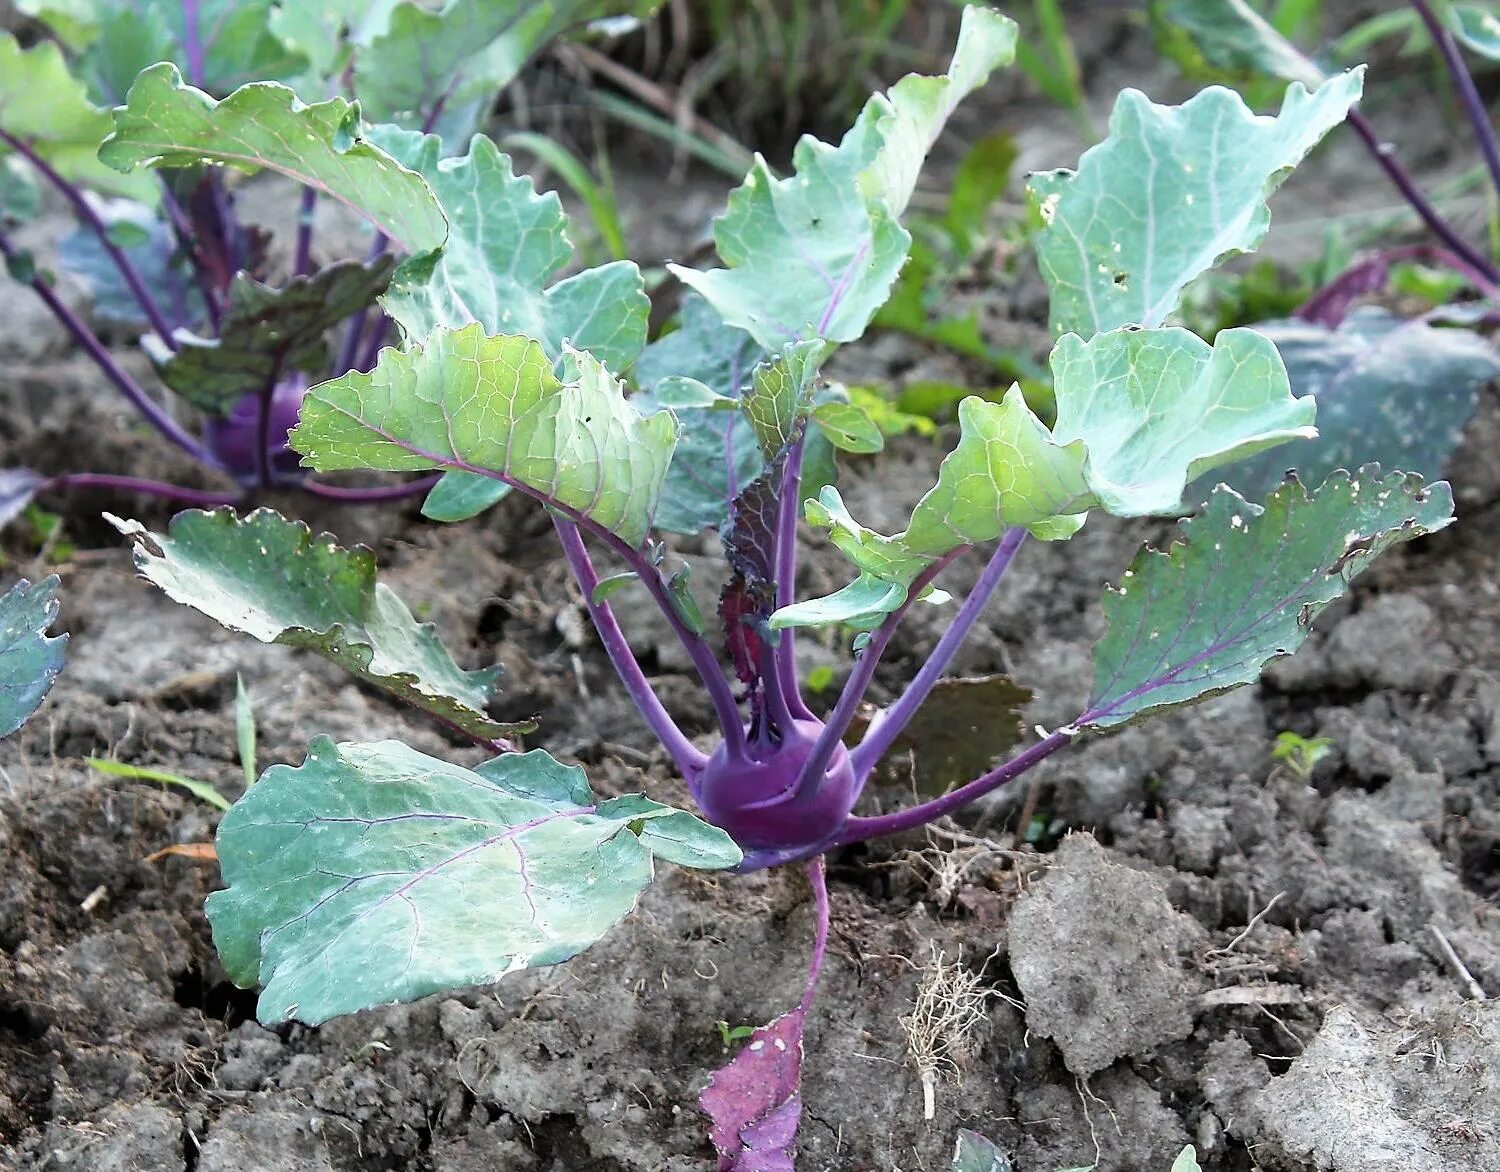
xmin=554 ymin=518 xmax=708 ymax=779
xmin=1345 ymin=109 xmax=1500 ymax=282
xmin=0 ymin=129 xmax=181 ymax=347
xmin=799 ymin=854 xmax=830 ymax=1009
xmin=850 ymin=529 xmax=1027 ymax=783
xmin=0 ymin=228 xmax=221 ymax=470
xmin=1410 ymin=0 xmax=1500 ymax=212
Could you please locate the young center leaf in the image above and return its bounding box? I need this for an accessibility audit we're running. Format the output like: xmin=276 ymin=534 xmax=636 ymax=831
xmin=1031 ymin=70 xmax=1362 ymax=337
xmin=671 ymin=6 xmax=1017 ymax=350
xmin=0 ymin=576 xmax=67 ymax=738
xmin=1081 ymin=468 xmax=1454 ymax=729
xmin=110 ymin=508 xmax=522 ymax=742
xmin=1218 ymin=308 xmax=1500 ymax=500
xmin=0 ymin=32 xmax=155 ymax=200
xmin=208 ymin=740 xmax=741 ymax=1024
xmin=151 ymin=258 xmax=395 ymax=415
xmin=98 ymin=66 xmax=447 ymax=256
xmin=293 ymin=324 xmax=677 ymax=547
xmin=773 ymin=326 xmax=1313 ymax=629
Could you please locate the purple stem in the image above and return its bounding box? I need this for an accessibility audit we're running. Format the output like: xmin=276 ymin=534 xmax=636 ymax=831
xmin=357 ymin=316 xmax=393 ymax=372
xmin=299 ymin=474 xmax=441 ymax=502
xmin=1 ymin=129 xmax=181 ymax=348
xmin=334 ymin=234 xmax=388 ymax=375
xmin=45 ymin=472 xmax=242 ymax=507
xmin=772 ymin=436 xmax=815 ymax=721
xmin=850 ymin=529 xmax=1027 ymax=782
xmin=792 ymin=548 xmax=969 ymax=801
xmin=554 ymin=518 xmax=708 ymax=779
xmin=1297 ymin=242 xmax=1500 ymax=325
xmin=1411 ymin=0 xmax=1500 ymax=210
xmin=0 ymin=228 xmax=221 ymax=469
xmin=1345 ymin=109 xmax=1500 ymax=281
xmin=182 ymin=0 xmax=206 ymax=87
xmin=833 ymin=728 xmax=1075 ymax=847
xmin=293 ymin=188 xmax=317 ymax=278
xmin=159 ymin=185 xmax=223 ymax=329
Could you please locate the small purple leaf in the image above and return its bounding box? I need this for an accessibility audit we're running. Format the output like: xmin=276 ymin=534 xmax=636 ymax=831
xmin=701 ymin=1006 xmax=807 ymax=1172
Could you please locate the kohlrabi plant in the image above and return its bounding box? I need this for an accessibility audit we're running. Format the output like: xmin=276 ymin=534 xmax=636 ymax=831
xmin=112 ymin=9 xmax=1454 ymax=1163
xmin=0 ymin=0 xmax=655 ymax=525
xmin=1151 ymin=0 xmax=1500 ymax=500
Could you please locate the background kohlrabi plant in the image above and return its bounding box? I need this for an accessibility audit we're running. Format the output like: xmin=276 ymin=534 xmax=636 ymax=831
xmin=1150 ymin=0 xmax=1500 ymax=501
xmin=106 ymin=6 xmax=1454 ymax=1165
xmin=0 ymin=0 xmax=660 ymax=526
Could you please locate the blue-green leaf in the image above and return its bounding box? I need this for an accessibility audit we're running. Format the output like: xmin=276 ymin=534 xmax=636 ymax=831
xmin=0 ymin=576 xmax=67 ymax=738
xmin=208 ymin=739 xmax=739 ymax=1024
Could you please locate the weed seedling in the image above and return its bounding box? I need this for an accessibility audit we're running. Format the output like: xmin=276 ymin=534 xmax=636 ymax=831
xmin=1271 ymin=730 xmax=1336 ymax=779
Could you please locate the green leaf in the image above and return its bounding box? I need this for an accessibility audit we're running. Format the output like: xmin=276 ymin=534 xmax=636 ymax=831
xmin=268 ymin=0 xmax=401 ymax=84
xmin=99 ymin=65 xmax=447 ymax=255
xmin=1083 ymin=468 xmax=1453 ymax=729
xmin=355 ymin=1 xmax=659 ymax=126
xmin=56 ymin=204 xmax=206 ymax=326
xmin=207 ymin=739 xmax=739 ymax=1024
xmin=0 ymin=156 xmax=41 ymax=221
xmin=86 ymin=757 xmax=232 ymax=811
xmin=235 ymin=673 xmax=256 ymax=790
xmin=1450 ymin=3 xmax=1500 ymax=60
xmin=631 ymin=293 xmax=763 ymax=535
xmin=79 ymin=0 xmax=307 ymax=101
xmin=1149 ymin=0 xmax=1325 ymax=88
xmin=1170 ymin=1146 xmax=1203 ymax=1172
xmin=670 ymin=6 xmax=1016 ymax=350
xmin=420 ymin=473 xmax=513 ymax=524
xmin=812 ymin=400 xmax=884 ymax=454
xmin=742 ymin=340 xmax=828 ymax=458
xmin=1031 ymin=71 xmax=1362 ymax=337
xmin=0 ymin=575 xmax=67 ymax=738
xmin=1223 ymin=309 xmax=1500 ymax=500
xmin=951 ymin=1130 xmax=1012 ymax=1172
xmin=110 ymin=508 xmax=522 ymax=742
xmin=1046 ymin=326 xmax=1316 ymax=514
xmin=774 ymin=326 xmax=1314 ymax=628
xmin=0 ymin=32 xmax=153 ymax=200
xmin=150 ymin=258 xmax=395 ymax=415
xmin=372 ymin=130 xmax=647 ymax=370
xmin=293 ymin=324 xmax=677 ymax=547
